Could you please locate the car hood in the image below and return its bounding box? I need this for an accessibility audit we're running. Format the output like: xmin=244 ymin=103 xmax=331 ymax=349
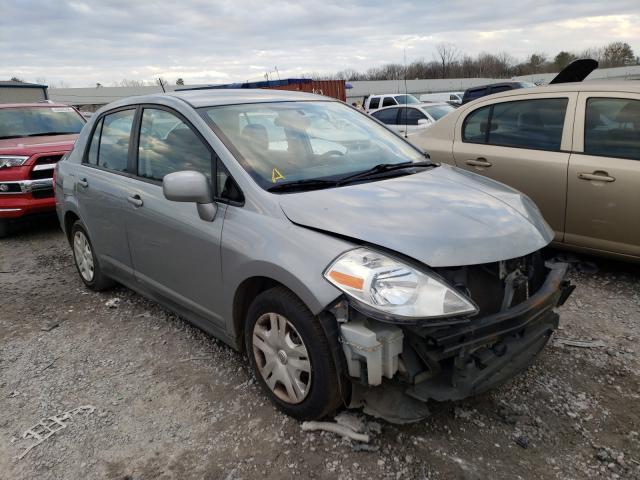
xmin=278 ymin=164 xmax=554 ymax=267
xmin=0 ymin=134 xmax=78 ymax=156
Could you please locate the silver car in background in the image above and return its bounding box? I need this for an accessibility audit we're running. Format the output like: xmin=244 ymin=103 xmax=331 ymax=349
xmin=56 ymin=89 xmax=574 ymax=422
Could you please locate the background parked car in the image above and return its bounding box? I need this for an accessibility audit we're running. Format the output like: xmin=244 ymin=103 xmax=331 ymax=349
xmin=0 ymin=103 xmax=85 ymax=236
xmin=411 ymin=81 xmax=640 ymax=261
xmin=461 ymin=81 xmax=533 ymax=104
xmin=371 ymin=102 xmax=455 ymax=136
xmin=363 ymin=93 xmax=421 ymax=112
xmin=419 ymin=91 xmax=464 ymax=105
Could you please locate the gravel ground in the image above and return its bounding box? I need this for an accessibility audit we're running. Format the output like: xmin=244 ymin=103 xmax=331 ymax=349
xmin=1 ymin=218 xmax=639 ymax=480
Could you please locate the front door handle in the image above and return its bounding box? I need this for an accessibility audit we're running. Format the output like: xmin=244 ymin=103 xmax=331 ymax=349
xmin=466 ymin=158 xmax=492 ymax=167
xmin=126 ymin=194 xmax=143 ymax=207
xmin=578 ymin=171 xmax=615 ymax=182
xmin=78 ymin=178 xmax=88 ymax=188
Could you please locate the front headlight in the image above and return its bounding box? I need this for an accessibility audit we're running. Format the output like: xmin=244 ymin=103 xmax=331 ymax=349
xmin=324 ymin=247 xmax=477 ymax=322
xmin=0 ymin=155 xmax=30 ymax=169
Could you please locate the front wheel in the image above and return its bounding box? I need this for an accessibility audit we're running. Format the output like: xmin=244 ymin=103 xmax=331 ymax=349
xmin=245 ymin=287 xmax=343 ymax=420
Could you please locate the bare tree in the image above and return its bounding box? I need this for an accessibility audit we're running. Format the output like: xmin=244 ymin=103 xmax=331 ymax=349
xmin=176 ymin=78 xmax=185 ymax=86
xmin=118 ymin=79 xmax=145 ymax=87
xmin=434 ymin=43 xmax=459 ymax=78
xmin=326 ymin=42 xmax=638 ymax=81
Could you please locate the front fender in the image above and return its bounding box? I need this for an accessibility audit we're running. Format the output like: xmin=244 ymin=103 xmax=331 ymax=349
xmin=220 ymin=206 xmax=355 ymax=338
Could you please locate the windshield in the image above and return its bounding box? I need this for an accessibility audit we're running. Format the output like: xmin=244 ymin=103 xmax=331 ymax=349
xmin=394 ymin=95 xmax=420 ymax=105
xmin=0 ymin=106 xmax=85 ymax=139
xmin=200 ymin=101 xmax=424 ymax=190
xmin=422 ymin=104 xmax=455 ymax=120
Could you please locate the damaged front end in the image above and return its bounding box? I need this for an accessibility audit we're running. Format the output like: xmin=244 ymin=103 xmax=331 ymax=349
xmin=328 ymin=251 xmax=574 ymax=423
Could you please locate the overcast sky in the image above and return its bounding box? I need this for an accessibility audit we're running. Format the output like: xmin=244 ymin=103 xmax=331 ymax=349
xmin=1 ymin=0 xmax=639 ymax=87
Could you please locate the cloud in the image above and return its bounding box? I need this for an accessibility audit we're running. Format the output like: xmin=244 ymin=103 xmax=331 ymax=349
xmin=0 ymin=0 xmax=638 ymax=86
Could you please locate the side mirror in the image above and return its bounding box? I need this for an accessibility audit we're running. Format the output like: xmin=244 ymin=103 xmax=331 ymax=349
xmin=417 ymin=118 xmax=430 ymax=126
xmin=163 ymin=170 xmax=217 ymax=222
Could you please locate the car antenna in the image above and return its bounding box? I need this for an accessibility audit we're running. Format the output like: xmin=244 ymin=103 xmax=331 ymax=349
xmin=158 ymin=78 xmax=166 ymax=93
xmin=403 ymin=47 xmax=409 ymax=138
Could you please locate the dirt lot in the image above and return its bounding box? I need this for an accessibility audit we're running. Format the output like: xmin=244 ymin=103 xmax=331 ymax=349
xmin=1 ymin=218 xmax=639 ymax=480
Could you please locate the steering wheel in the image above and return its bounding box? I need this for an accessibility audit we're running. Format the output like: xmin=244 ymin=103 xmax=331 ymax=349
xmin=317 ymin=150 xmax=345 ymax=162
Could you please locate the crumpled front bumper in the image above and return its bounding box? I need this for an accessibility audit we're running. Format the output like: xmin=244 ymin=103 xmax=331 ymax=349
xmin=339 ymin=261 xmax=574 ymax=414
xmin=402 ymin=262 xmax=574 ymax=402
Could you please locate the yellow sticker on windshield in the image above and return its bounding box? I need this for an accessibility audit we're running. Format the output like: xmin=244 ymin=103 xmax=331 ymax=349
xmin=271 ymin=168 xmax=285 ymax=183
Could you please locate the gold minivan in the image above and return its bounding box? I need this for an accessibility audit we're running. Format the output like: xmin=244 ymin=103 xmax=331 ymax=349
xmin=412 ymin=81 xmax=640 ymax=262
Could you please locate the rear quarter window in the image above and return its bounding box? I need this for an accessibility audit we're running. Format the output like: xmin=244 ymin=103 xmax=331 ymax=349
xmin=462 ymin=106 xmax=491 ymax=143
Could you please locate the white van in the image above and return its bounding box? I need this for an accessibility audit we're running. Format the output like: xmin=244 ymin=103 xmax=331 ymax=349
xmin=419 ymin=92 xmax=463 ymax=105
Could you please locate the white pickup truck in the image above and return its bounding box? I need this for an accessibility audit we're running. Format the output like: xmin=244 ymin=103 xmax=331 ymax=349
xmin=363 ymin=94 xmax=421 ymax=112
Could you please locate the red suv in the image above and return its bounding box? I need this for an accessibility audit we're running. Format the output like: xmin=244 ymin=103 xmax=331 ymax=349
xmin=0 ymin=103 xmax=85 ymax=236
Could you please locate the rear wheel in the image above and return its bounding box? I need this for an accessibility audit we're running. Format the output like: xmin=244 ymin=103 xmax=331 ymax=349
xmin=245 ymin=287 xmax=342 ymax=420
xmin=71 ymin=220 xmax=115 ymax=290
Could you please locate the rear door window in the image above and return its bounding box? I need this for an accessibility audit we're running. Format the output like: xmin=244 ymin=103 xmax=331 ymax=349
xmin=368 ymin=97 xmax=380 ymax=109
xmin=463 ymin=98 xmax=568 ymax=151
xmin=584 ymin=97 xmax=640 ymax=160
xmin=488 ymin=98 xmax=568 ymax=151
xmin=382 ymin=97 xmax=397 ymax=107
xmin=372 ymin=108 xmax=400 ymax=125
xmin=399 ymin=107 xmax=426 ymax=126
xmin=92 ymin=109 xmax=135 ymax=172
xmin=137 ymin=108 xmax=212 ymax=181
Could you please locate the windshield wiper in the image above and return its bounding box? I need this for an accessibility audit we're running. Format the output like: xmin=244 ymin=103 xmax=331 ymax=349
xmin=336 ymin=160 xmax=434 ymax=185
xmin=267 ymin=178 xmax=340 ymax=193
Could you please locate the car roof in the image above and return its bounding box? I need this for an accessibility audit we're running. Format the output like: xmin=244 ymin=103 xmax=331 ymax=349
xmin=419 ymin=102 xmax=452 ymax=107
xmin=465 ymin=81 xmax=525 ymax=92
xmin=162 ymin=88 xmax=329 ymax=108
xmin=0 ymin=102 xmax=72 ymax=109
xmin=373 ymin=102 xmax=449 ymax=112
xmin=470 ymin=80 xmax=640 ymax=103
xmin=369 ymin=93 xmax=415 ymax=98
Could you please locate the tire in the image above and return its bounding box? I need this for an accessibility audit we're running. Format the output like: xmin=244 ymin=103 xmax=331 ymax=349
xmin=0 ymin=219 xmax=8 ymax=238
xmin=245 ymin=286 xmax=343 ymax=420
xmin=70 ymin=220 xmax=115 ymax=291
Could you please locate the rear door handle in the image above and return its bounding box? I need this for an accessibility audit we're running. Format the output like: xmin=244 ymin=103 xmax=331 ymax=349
xmin=78 ymin=178 xmax=88 ymax=188
xmin=466 ymin=158 xmax=492 ymax=167
xmin=127 ymin=193 xmax=143 ymax=207
xmin=578 ymin=171 xmax=615 ymax=182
